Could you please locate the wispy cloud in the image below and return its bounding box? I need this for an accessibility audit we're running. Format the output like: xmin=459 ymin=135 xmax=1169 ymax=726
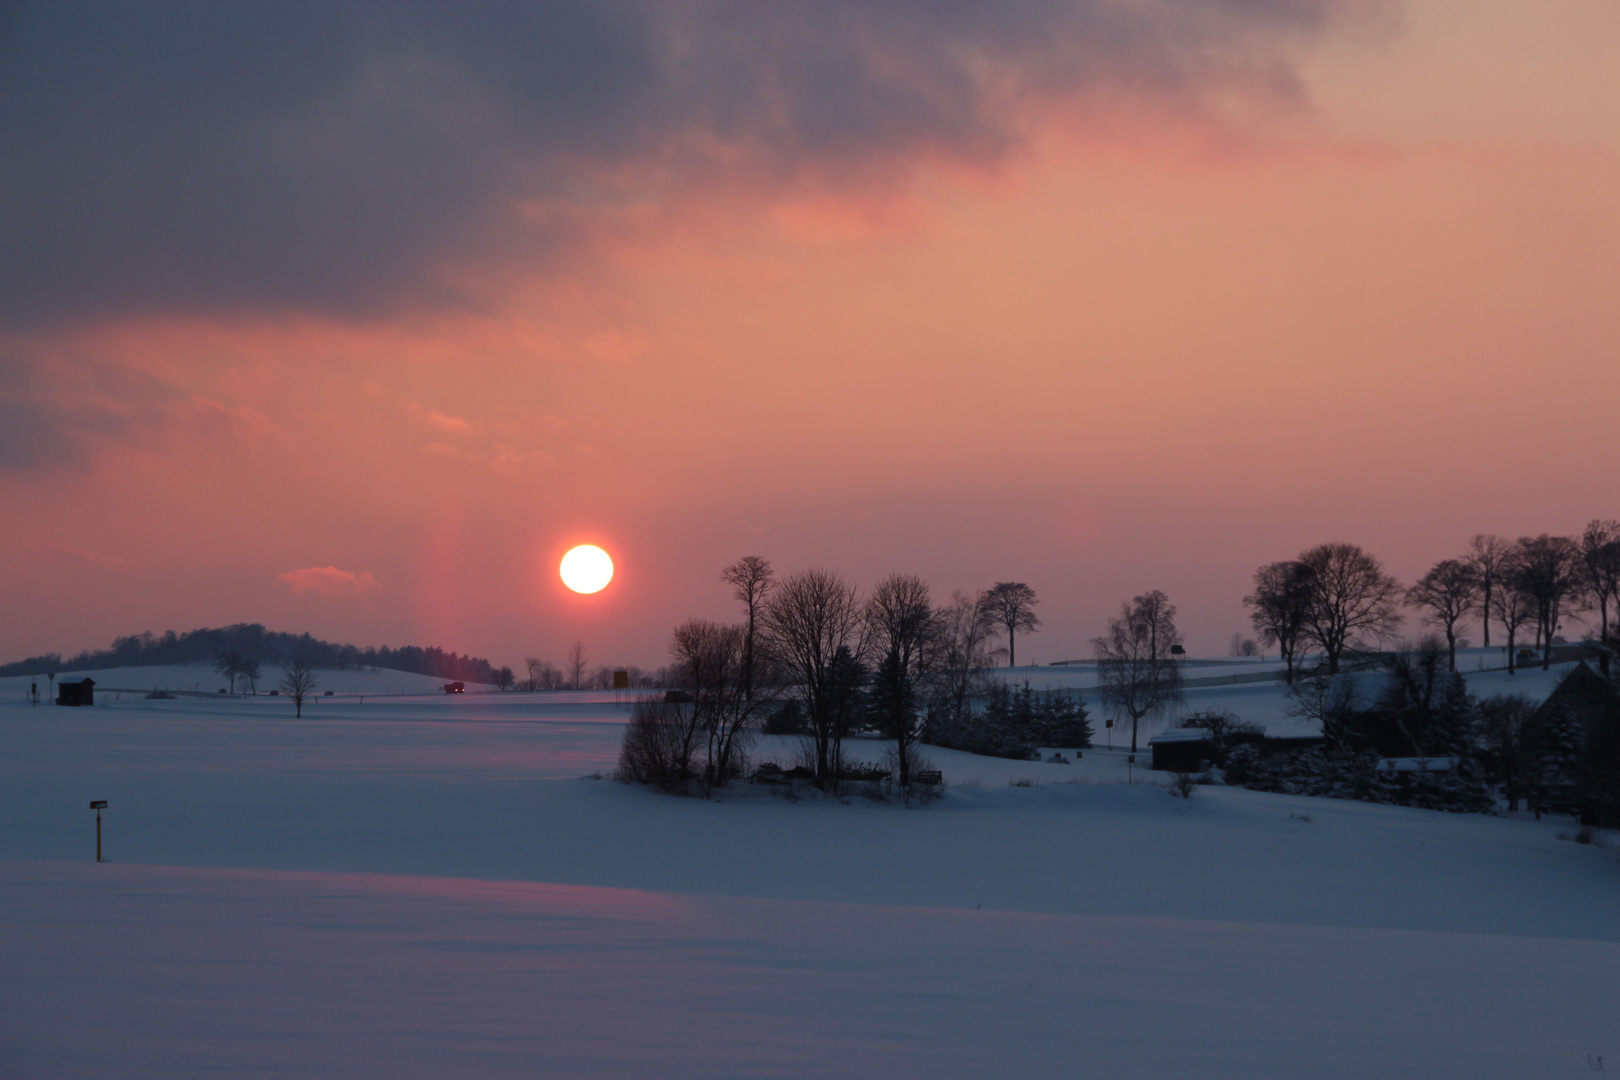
xmin=408 ymin=403 xmax=477 ymax=433
xmin=278 ymin=566 xmax=380 ymax=598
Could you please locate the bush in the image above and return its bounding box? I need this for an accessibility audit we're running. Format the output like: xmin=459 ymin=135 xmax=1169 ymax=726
xmin=1223 ymin=746 xmax=1495 ymax=813
xmin=616 ymin=698 xmax=703 ymax=789
xmin=926 ymin=683 xmax=1092 ymax=760
xmin=761 ymin=699 xmax=810 ymax=735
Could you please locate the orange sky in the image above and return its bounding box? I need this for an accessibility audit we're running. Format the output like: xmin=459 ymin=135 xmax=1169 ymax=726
xmin=2 ymin=0 xmax=1617 ymax=669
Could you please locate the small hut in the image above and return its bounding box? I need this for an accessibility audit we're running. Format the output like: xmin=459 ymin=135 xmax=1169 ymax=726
xmin=1148 ymin=728 xmax=1216 ymax=772
xmin=56 ymin=678 xmax=95 ymax=707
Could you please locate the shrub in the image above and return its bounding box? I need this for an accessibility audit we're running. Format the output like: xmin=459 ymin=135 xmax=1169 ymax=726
xmin=616 ymin=697 xmax=703 ymax=789
xmin=1223 ymin=746 xmax=1495 ymax=813
xmin=761 ymin=699 xmax=810 ymax=735
xmin=926 ymin=683 xmax=1092 ymax=760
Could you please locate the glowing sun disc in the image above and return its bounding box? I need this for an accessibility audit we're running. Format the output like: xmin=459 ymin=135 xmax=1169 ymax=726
xmin=560 ymin=545 xmax=613 ymax=594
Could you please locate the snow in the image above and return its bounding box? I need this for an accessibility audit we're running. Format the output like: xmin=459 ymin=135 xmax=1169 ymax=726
xmin=1379 ymin=757 xmax=1460 ymax=773
xmin=0 ymin=663 xmax=497 ymax=698
xmin=2 ymin=662 xmax=1616 ymax=1077
xmin=1149 ymin=727 xmax=1217 ymax=743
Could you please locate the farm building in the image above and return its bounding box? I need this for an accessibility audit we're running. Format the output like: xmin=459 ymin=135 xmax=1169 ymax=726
xmin=56 ymin=678 xmax=95 ymax=707
xmin=1148 ymin=728 xmax=1216 ymax=772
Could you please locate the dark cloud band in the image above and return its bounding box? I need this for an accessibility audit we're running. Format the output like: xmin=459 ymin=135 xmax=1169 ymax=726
xmin=0 ymin=1 xmax=1367 ymax=327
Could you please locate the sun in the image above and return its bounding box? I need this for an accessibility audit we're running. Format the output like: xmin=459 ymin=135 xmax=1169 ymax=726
xmin=560 ymin=545 xmax=614 ymax=594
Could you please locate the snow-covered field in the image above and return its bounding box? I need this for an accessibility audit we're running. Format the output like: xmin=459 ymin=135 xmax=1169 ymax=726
xmin=2 ymin=662 xmax=1615 ymax=1077
xmin=0 ymin=662 xmax=494 ymax=699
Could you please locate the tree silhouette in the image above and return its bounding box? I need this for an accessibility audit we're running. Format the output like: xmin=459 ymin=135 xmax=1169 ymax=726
xmin=1407 ymin=559 xmax=1480 ymax=672
xmin=1511 ymin=534 xmax=1582 ymax=670
xmin=567 ymin=641 xmax=588 ymax=690
xmin=279 ymin=658 xmax=318 ymax=718
xmin=721 ymin=555 xmax=775 ymax=705
xmin=1245 ymin=561 xmax=1315 ymax=684
xmin=982 ymin=582 xmax=1040 ymax=668
xmin=1467 ymin=534 xmax=1509 ymax=649
xmin=863 ymin=573 xmax=936 ymax=788
xmin=760 ymin=568 xmax=863 ymax=787
xmin=1092 ymin=590 xmax=1183 ymax=754
xmin=1296 ymin=543 xmax=1403 ymax=674
xmin=1579 ymin=520 xmax=1620 ymax=645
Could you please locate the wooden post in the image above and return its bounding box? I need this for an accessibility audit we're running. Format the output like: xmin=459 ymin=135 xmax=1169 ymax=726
xmin=90 ymin=800 xmax=107 ymax=862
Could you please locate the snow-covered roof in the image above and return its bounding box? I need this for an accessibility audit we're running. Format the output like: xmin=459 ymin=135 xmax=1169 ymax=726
xmin=1377 ymin=757 xmax=1458 ymax=773
xmin=1149 ymin=729 xmax=1215 ymax=744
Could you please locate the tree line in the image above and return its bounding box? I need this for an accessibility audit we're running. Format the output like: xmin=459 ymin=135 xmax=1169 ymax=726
xmin=1245 ymin=522 xmax=1620 ymax=682
xmin=0 ymin=623 xmax=500 ymax=684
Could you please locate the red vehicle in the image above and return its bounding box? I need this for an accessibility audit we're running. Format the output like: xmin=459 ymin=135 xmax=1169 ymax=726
xmin=442 ymin=681 xmax=466 ymax=694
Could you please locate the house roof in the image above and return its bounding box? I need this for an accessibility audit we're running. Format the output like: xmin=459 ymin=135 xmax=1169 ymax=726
xmin=1530 ymin=662 xmax=1620 ymax=727
xmin=1149 ymin=729 xmax=1215 ymax=744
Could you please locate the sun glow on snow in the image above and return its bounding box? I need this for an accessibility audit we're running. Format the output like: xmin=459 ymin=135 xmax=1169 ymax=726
xmin=560 ymin=545 xmax=613 ymax=594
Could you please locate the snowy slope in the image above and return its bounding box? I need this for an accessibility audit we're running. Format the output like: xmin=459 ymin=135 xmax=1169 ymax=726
xmin=4 ymin=861 xmax=1615 ymax=1080
xmin=1 ymin=674 xmax=1615 ymax=1077
xmin=0 ymin=663 xmax=495 ymax=698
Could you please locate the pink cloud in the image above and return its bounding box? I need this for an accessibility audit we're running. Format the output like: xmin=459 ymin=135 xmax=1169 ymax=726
xmin=278 ymin=566 xmax=379 ymax=598
xmin=409 ymin=403 xmax=477 ymax=433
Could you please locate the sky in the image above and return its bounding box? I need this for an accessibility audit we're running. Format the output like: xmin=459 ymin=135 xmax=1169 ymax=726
xmin=2 ymin=0 xmax=1617 ymax=671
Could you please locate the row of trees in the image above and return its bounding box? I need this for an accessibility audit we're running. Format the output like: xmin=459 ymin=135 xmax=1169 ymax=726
xmin=207 ymin=652 xmax=319 ymax=716
xmin=516 ymin=645 xmax=665 ymax=693
xmin=620 ymin=559 xmax=1050 ymax=791
xmin=213 ymin=651 xmax=262 ymax=694
xmin=1245 ymin=523 xmax=1620 ymax=680
xmin=0 ymin=623 xmax=500 ymax=683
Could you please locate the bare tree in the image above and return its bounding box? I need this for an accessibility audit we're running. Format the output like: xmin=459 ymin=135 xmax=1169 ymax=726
xmin=1407 ymin=558 xmax=1480 ymax=672
xmin=279 ymin=658 xmax=318 ymax=718
xmin=981 ymin=582 xmax=1040 ymax=668
xmin=566 ymin=640 xmax=588 ymax=690
xmin=524 ymin=656 xmax=545 ymax=692
xmin=669 ymin=618 xmax=766 ymax=789
xmin=492 ymin=666 xmax=515 ymax=691
xmin=1467 ymin=534 xmax=1509 ymax=649
xmin=1244 ymin=561 xmax=1315 ymax=684
xmin=721 ymin=555 xmax=776 ymax=704
xmin=1092 ymin=590 xmax=1183 ymax=754
xmin=240 ymin=658 xmax=261 ymax=695
xmin=1296 ymin=543 xmax=1403 ymax=674
xmin=1579 ymin=520 xmax=1620 ymax=644
xmin=1285 ymin=668 xmax=1364 ymax=750
xmin=214 ymin=650 xmax=244 ymax=695
xmin=1491 ymin=576 xmax=1536 ymax=675
xmin=1511 ymin=535 xmax=1582 ymax=670
xmin=863 ymin=574 xmax=937 ymax=788
xmin=760 ymin=569 xmax=864 ymax=787
xmin=929 ymin=590 xmax=997 ymax=728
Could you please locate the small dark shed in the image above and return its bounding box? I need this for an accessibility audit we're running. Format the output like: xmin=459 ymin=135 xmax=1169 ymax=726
xmin=1149 ymin=728 xmax=1216 ymax=772
xmin=57 ymin=678 xmax=95 ymax=707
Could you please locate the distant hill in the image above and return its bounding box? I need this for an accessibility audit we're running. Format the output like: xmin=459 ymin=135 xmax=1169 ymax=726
xmin=0 ymin=624 xmax=497 ymax=684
